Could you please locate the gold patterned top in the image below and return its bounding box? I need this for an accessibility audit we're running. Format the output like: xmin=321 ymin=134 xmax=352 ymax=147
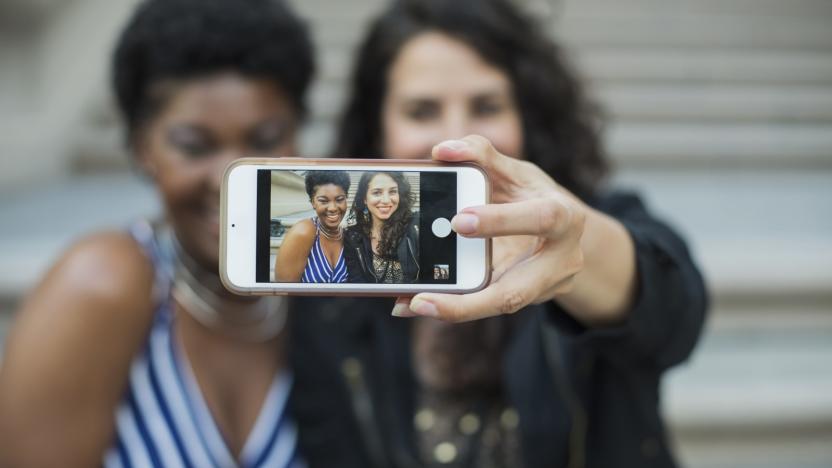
xmin=372 ymin=254 xmax=403 ymax=283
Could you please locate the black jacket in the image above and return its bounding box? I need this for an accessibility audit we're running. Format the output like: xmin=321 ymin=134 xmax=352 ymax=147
xmin=288 ymin=192 xmax=708 ymax=468
xmin=343 ymin=219 xmax=420 ymax=283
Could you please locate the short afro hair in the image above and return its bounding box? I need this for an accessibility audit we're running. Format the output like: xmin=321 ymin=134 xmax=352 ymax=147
xmin=112 ymin=0 xmax=315 ymax=147
xmin=304 ymin=171 xmax=351 ymax=199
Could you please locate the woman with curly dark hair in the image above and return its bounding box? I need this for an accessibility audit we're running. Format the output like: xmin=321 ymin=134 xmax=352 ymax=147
xmin=275 ymin=171 xmax=351 ymax=283
xmin=289 ymin=0 xmax=706 ymax=467
xmin=0 ymin=0 xmax=314 ymax=466
xmin=343 ymin=171 xmax=419 ymax=283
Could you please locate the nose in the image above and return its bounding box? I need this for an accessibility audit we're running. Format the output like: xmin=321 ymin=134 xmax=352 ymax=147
xmin=440 ymin=105 xmax=471 ymax=141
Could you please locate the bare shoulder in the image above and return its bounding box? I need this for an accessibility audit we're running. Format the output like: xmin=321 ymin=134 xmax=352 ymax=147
xmin=22 ymin=231 xmax=157 ymax=326
xmin=285 ymin=218 xmax=316 ymax=241
xmin=0 ymin=231 xmax=156 ymax=466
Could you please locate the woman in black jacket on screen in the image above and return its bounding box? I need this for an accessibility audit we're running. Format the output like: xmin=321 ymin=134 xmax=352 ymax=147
xmin=343 ymin=171 xmax=420 ymax=283
xmin=289 ymin=1 xmax=707 ymax=467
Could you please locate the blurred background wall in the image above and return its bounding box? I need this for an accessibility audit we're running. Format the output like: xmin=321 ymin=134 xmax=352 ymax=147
xmin=1 ymin=0 xmax=830 ymax=466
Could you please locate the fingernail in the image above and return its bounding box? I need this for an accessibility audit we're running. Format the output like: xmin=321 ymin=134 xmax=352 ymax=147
xmin=391 ymin=303 xmax=417 ymax=318
xmin=409 ymin=298 xmax=439 ymax=317
xmin=439 ymin=140 xmax=467 ymax=151
xmin=452 ymin=213 xmax=479 ymax=234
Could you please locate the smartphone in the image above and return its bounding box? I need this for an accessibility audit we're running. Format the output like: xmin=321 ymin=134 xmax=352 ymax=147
xmin=220 ymin=158 xmax=491 ymax=295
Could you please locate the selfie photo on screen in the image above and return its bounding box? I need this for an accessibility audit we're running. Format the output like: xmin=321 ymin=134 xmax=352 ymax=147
xmin=266 ymin=169 xmax=444 ymax=284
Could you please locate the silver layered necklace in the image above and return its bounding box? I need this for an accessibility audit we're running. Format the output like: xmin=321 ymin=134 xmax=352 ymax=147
xmin=317 ymin=218 xmax=343 ymax=241
xmin=167 ymin=230 xmax=287 ymax=343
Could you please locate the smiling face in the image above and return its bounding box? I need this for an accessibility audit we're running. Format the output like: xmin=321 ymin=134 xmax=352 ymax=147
xmin=365 ymin=173 xmax=400 ymax=225
xmin=136 ymin=73 xmax=297 ymax=269
xmin=311 ymin=184 xmax=348 ymax=230
xmin=382 ymin=32 xmax=524 ymax=160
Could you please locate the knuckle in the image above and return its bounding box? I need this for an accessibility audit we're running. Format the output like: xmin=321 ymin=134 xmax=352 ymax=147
xmin=464 ymin=135 xmax=497 ymax=159
xmin=537 ymin=198 xmax=562 ymax=235
xmin=500 ymin=289 xmax=526 ymax=315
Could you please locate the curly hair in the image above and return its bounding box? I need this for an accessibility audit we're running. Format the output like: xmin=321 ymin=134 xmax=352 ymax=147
xmin=112 ymin=0 xmax=315 ymax=149
xmin=304 ymin=170 xmax=351 ymax=199
xmin=349 ymin=172 xmax=414 ymax=258
xmin=334 ymin=0 xmax=607 ymax=198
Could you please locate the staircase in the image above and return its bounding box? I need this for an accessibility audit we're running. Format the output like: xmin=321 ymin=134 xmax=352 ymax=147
xmin=1 ymin=0 xmax=831 ymax=466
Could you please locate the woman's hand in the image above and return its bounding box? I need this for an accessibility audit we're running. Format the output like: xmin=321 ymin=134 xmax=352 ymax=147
xmin=392 ymin=135 xmax=636 ymax=323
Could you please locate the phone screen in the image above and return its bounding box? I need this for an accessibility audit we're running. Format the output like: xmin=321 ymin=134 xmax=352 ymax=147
xmin=255 ymin=169 xmax=457 ymax=285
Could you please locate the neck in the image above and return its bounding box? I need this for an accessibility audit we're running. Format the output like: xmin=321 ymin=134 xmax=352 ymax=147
xmin=371 ymin=220 xmax=384 ymax=236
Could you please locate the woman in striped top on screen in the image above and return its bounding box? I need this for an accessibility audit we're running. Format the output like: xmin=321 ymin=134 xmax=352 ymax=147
xmin=0 ymin=0 xmax=313 ymax=466
xmin=274 ymin=171 xmax=350 ymax=283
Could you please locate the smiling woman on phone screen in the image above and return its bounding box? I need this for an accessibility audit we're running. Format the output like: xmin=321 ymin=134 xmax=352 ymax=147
xmin=274 ymin=170 xmax=351 ymax=283
xmin=343 ymin=171 xmax=420 ymax=283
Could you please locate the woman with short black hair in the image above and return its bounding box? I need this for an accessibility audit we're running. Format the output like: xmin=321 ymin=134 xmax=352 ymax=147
xmin=0 ymin=0 xmax=314 ymax=466
xmin=275 ymin=170 xmax=351 ymax=283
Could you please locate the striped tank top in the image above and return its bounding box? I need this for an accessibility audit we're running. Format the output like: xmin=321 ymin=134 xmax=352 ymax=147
xmin=103 ymin=221 xmax=302 ymax=468
xmin=301 ymin=217 xmax=347 ymax=283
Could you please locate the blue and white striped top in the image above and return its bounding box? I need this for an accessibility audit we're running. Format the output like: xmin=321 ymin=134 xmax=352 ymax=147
xmin=301 ymin=217 xmax=347 ymax=284
xmin=104 ymin=221 xmax=302 ymax=468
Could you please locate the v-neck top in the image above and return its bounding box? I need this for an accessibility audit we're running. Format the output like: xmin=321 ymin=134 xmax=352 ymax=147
xmin=103 ymin=221 xmax=302 ymax=468
xmin=301 ymin=217 xmax=347 ymax=284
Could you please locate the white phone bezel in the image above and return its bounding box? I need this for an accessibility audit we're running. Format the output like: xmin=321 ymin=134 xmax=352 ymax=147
xmin=220 ymin=159 xmax=490 ymax=296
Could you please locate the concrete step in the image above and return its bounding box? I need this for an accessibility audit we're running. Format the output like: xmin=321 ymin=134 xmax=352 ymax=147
xmin=553 ymin=15 xmax=832 ymax=51
xmin=605 ymin=122 xmax=832 ymax=168
xmin=0 ymin=174 xmax=159 ymax=298
xmin=293 ymin=0 xmax=832 ymax=23
xmin=666 ymin=298 xmax=832 ymax=467
xmin=573 ymin=49 xmax=832 ymax=86
xmin=611 ymin=167 xmax=832 ymax=300
xmin=564 ymin=0 xmax=832 ymax=18
xmin=308 ymin=78 xmax=832 ymax=123
xmin=673 ymin=429 xmax=832 ymax=468
xmin=595 ymin=84 xmax=832 ymax=123
xmin=315 ymin=40 xmax=832 ymax=87
xmin=666 ymin=304 xmax=832 ymax=431
xmin=309 ymin=14 xmax=832 ymax=52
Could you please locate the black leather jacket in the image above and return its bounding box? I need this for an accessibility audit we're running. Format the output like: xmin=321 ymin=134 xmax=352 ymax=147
xmin=289 ymin=192 xmax=708 ymax=468
xmin=343 ymin=220 xmax=420 ymax=283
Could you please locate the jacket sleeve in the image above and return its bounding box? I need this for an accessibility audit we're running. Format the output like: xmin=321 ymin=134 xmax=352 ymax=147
xmin=547 ymin=192 xmax=708 ymax=370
